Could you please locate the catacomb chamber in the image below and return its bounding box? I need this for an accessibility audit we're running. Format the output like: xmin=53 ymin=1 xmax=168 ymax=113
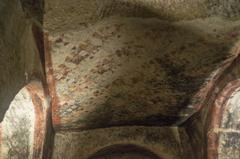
xmin=0 ymin=0 xmax=240 ymax=159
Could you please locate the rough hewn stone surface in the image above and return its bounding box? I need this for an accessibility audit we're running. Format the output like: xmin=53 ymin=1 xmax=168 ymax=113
xmin=1 ymin=1 xmax=240 ymax=159
xmin=207 ymin=81 xmax=240 ymax=159
xmin=46 ymin=16 xmax=240 ymax=130
xmin=185 ymin=74 xmax=240 ymax=158
xmin=42 ymin=1 xmax=240 ymax=158
xmin=0 ymin=0 xmax=43 ymax=121
xmin=44 ymin=0 xmax=204 ymax=32
xmin=44 ymin=0 xmax=240 ymax=33
xmin=0 ymin=81 xmax=51 ymax=159
xmin=207 ymin=0 xmax=240 ymax=18
xmin=1 ymin=86 xmax=35 ymax=158
xmin=88 ymin=145 xmax=161 ymax=159
xmin=52 ymin=126 xmax=192 ymax=159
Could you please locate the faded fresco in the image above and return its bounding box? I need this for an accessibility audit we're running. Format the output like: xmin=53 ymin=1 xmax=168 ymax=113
xmin=0 ymin=0 xmax=240 ymax=159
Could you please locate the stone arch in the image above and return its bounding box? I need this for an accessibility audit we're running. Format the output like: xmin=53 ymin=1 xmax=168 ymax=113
xmin=87 ymin=144 xmax=162 ymax=159
xmin=0 ymin=81 xmax=50 ymax=159
xmin=0 ymin=0 xmax=44 ymax=122
xmin=207 ymin=80 xmax=240 ymax=159
xmin=182 ymin=42 xmax=240 ymax=159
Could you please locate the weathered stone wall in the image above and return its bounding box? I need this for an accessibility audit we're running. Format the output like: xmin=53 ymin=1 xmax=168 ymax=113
xmin=183 ymin=42 xmax=240 ymax=159
xmin=207 ymin=0 xmax=240 ymax=18
xmin=52 ymin=126 xmax=192 ymax=159
xmin=46 ymin=15 xmax=240 ymax=130
xmin=217 ymin=86 xmax=240 ymax=158
xmin=0 ymin=0 xmax=43 ymax=121
xmin=44 ymin=0 xmax=204 ymax=32
xmin=88 ymin=144 xmax=160 ymax=159
xmin=43 ymin=0 xmax=240 ymax=158
xmin=0 ymin=81 xmax=51 ymax=159
xmin=44 ymin=0 xmax=240 ymax=33
xmin=1 ymin=86 xmax=35 ymax=159
xmin=1 ymin=0 xmax=240 ymax=159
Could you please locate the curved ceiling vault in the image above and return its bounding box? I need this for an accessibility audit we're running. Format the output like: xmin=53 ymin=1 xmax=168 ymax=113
xmin=1 ymin=0 xmax=240 ymax=159
xmin=44 ymin=0 xmax=240 ymax=130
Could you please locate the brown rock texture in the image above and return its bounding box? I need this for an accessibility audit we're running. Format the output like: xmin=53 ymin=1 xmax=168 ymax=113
xmin=1 ymin=0 xmax=240 ymax=159
xmin=0 ymin=0 xmax=43 ymax=121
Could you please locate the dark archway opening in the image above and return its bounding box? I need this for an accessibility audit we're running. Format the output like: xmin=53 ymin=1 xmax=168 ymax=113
xmin=88 ymin=144 xmax=161 ymax=159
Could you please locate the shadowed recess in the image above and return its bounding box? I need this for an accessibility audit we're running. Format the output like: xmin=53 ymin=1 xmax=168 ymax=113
xmin=88 ymin=144 xmax=161 ymax=159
